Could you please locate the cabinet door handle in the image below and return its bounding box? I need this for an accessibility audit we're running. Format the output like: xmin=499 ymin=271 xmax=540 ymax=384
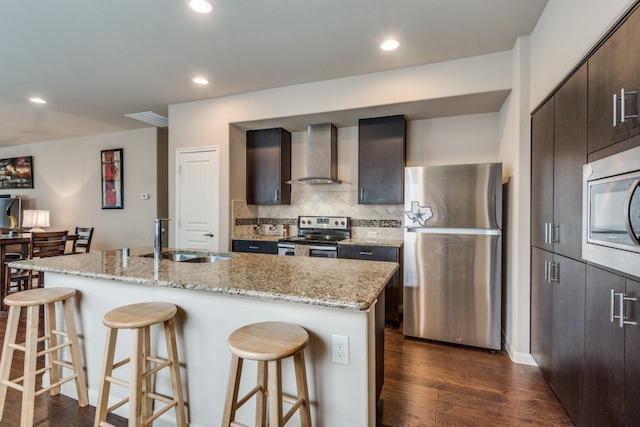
xmin=359 ymin=251 xmax=374 ymax=256
xmin=550 ymin=224 xmax=559 ymax=244
xmin=274 ymin=190 xmax=279 ymax=201
xmin=249 ymin=245 xmax=260 ymax=250
xmin=623 ymin=89 xmax=638 ymax=122
xmin=360 ymin=188 xmax=364 ymax=201
xmin=611 ymin=289 xmax=617 ymax=323
xmin=614 ymin=89 xmax=638 ymax=127
xmin=544 ymin=260 xmax=553 ymax=283
xmin=203 ymin=232 xmax=214 ymax=237
xmin=544 ymin=223 xmax=560 ymax=245
xmin=544 ymin=223 xmax=551 ymax=245
xmin=548 ymin=262 xmax=559 ymax=283
xmin=621 ymin=293 xmax=639 ymax=328
xmin=610 ymin=290 xmax=638 ymax=328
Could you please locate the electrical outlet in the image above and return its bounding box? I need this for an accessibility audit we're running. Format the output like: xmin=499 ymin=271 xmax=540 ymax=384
xmin=332 ymin=335 xmax=350 ymax=365
xmin=367 ymin=231 xmax=378 ymax=238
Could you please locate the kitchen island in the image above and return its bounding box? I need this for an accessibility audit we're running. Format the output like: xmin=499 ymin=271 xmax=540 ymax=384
xmin=9 ymin=248 xmax=397 ymax=427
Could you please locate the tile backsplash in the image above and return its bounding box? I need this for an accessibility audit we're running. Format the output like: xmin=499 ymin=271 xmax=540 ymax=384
xmin=232 ymin=190 xmax=403 ymax=239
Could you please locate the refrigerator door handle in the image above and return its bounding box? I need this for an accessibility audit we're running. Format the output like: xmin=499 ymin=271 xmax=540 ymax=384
xmin=405 ymin=227 xmax=501 ymax=236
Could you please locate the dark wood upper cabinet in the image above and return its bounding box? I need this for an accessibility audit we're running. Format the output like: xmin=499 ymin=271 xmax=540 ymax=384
xmin=358 ymin=115 xmax=406 ymax=205
xmin=531 ymin=65 xmax=587 ymax=260
xmin=531 ymin=98 xmax=554 ymax=251
xmin=246 ymin=128 xmax=291 ymax=205
xmin=588 ymin=6 xmax=640 ymax=153
xmin=553 ymin=65 xmax=587 ymax=260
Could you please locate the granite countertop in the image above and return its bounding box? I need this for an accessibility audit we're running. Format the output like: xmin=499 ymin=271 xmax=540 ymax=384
xmin=233 ymin=235 xmax=403 ymax=247
xmin=232 ymin=235 xmax=282 ymax=242
xmin=9 ymin=248 xmax=398 ymax=311
xmin=339 ymin=238 xmax=404 ymax=248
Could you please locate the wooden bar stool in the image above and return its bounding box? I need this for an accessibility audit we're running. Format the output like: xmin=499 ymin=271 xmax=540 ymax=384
xmin=94 ymin=302 xmax=187 ymax=427
xmin=222 ymin=321 xmax=312 ymax=427
xmin=0 ymin=287 xmax=89 ymax=427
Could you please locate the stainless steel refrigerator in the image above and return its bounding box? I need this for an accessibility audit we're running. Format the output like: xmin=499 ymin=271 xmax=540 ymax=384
xmin=403 ymin=163 xmax=502 ymax=350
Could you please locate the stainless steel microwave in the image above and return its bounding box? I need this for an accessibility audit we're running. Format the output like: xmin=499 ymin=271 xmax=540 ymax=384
xmin=583 ymin=145 xmax=640 ymax=277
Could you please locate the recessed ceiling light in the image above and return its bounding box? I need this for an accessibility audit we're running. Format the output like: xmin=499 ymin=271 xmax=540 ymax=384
xmin=29 ymin=97 xmax=47 ymax=104
xmin=189 ymin=0 xmax=213 ymax=14
xmin=193 ymin=77 xmax=209 ymax=85
xmin=380 ymin=39 xmax=400 ymax=51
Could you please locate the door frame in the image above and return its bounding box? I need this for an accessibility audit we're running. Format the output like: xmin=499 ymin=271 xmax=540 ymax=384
xmin=175 ymin=146 xmax=220 ymax=250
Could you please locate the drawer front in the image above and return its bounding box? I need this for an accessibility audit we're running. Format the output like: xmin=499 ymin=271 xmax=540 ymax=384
xmin=231 ymin=240 xmax=278 ymax=254
xmin=341 ymin=245 xmax=397 ymax=262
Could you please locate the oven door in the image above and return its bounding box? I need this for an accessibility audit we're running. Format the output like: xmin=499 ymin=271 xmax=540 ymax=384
xmin=586 ymin=170 xmax=640 ymax=251
xmin=277 ymin=243 xmax=295 ymax=256
xmin=308 ymin=245 xmax=337 ymax=258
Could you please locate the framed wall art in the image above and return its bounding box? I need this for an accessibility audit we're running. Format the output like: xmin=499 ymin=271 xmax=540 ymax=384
xmin=101 ymin=148 xmax=123 ymax=209
xmin=0 ymin=156 xmax=33 ymax=189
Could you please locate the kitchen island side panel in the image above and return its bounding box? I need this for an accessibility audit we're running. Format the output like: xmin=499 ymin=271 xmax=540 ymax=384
xmin=46 ymin=273 xmax=377 ymax=427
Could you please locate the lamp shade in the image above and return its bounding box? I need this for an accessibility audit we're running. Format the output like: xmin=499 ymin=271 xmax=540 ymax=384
xmin=22 ymin=210 xmax=50 ymax=230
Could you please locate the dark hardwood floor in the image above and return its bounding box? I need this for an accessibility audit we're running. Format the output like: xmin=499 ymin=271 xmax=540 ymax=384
xmin=0 ymin=309 xmax=571 ymax=426
xmin=378 ymin=326 xmax=574 ymax=426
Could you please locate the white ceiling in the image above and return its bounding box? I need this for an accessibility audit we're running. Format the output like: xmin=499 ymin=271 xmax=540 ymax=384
xmin=0 ymin=0 xmax=548 ymax=146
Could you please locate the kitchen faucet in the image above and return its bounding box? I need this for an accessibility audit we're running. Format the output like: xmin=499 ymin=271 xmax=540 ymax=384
xmin=154 ymin=218 xmax=171 ymax=261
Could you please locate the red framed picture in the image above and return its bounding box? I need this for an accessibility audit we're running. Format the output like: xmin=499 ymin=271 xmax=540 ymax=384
xmin=101 ymin=149 xmax=123 ymax=209
xmin=0 ymin=156 xmax=33 ymax=189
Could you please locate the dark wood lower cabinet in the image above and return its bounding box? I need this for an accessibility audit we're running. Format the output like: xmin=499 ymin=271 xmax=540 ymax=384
xmin=531 ymin=248 xmax=584 ymax=425
xmin=584 ymin=265 xmax=625 ymax=426
xmin=625 ymin=279 xmax=640 ymax=426
xmin=550 ymin=254 xmax=585 ymax=426
xmin=231 ymin=239 xmax=278 ymax=254
xmin=531 ymin=248 xmax=553 ymax=380
xmin=339 ymin=244 xmax=403 ymax=325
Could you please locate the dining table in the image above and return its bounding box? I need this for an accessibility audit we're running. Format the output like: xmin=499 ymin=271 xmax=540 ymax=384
xmin=0 ymin=232 xmax=78 ymax=311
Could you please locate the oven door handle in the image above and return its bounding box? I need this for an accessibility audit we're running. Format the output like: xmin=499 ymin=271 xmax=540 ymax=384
xmin=624 ymin=178 xmax=640 ymax=245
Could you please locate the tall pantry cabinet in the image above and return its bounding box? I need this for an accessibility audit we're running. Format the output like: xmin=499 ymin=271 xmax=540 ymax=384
xmin=530 ymin=65 xmax=587 ymax=426
xmin=531 ymin=2 xmax=640 ymax=425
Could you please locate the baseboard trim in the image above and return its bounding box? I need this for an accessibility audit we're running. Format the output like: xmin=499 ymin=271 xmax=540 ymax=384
xmin=502 ymin=331 xmax=537 ymax=366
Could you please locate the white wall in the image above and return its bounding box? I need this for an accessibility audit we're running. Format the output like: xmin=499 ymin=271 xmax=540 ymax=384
xmin=498 ymin=37 xmax=534 ymax=364
xmin=406 ymin=113 xmax=500 ymax=166
xmin=0 ymin=127 xmax=162 ymax=250
xmin=530 ymin=0 xmax=635 ymax=109
xmin=169 ymin=51 xmax=513 ymax=252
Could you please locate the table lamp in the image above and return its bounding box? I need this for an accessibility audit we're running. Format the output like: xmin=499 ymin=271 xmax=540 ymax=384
xmin=22 ymin=210 xmax=50 ymax=232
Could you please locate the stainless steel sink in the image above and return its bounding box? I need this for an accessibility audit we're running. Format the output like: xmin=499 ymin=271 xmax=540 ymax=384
xmin=181 ymin=255 xmax=231 ymax=263
xmin=163 ymin=253 xmax=199 ymax=261
xmin=142 ymin=252 xmax=232 ymax=263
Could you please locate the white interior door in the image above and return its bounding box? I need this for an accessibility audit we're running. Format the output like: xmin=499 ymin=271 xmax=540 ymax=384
xmin=177 ymin=147 xmax=220 ymax=251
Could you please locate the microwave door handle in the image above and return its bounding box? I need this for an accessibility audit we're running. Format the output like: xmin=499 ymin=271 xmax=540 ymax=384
xmin=624 ymin=178 xmax=640 ymax=245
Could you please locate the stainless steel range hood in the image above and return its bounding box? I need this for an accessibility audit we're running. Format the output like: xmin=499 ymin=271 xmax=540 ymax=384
xmin=287 ymin=123 xmax=341 ymax=185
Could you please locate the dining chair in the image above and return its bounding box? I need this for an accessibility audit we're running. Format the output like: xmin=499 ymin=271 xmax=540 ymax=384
xmin=6 ymin=231 xmax=68 ymax=291
xmin=72 ymin=227 xmax=94 ymax=253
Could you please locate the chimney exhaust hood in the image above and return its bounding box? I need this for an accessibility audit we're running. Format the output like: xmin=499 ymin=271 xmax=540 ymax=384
xmin=287 ymin=123 xmax=341 ymax=185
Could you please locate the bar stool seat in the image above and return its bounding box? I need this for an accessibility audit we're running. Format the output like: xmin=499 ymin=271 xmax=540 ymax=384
xmin=0 ymin=287 xmax=88 ymax=427
xmin=222 ymin=321 xmax=312 ymax=427
xmin=94 ymin=302 xmax=187 ymax=427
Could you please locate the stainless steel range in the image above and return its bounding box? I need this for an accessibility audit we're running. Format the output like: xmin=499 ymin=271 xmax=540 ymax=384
xmin=278 ymin=216 xmax=350 ymax=258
